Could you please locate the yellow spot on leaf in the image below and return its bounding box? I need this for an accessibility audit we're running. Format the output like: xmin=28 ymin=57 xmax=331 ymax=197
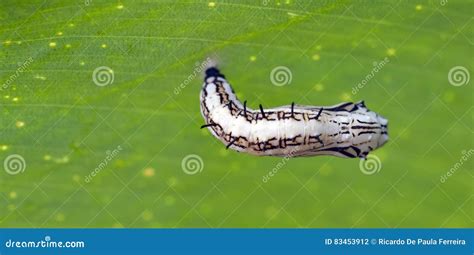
xmin=249 ymin=56 xmax=257 ymax=62
xmin=15 ymin=121 xmax=25 ymax=128
xmin=49 ymin=42 xmax=57 ymax=48
xmin=54 ymin=156 xmax=69 ymax=164
xmin=313 ymin=83 xmax=324 ymax=92
xmin=142 ymin=210 xmax=153 ymax=221
xmin=312 ymin=54 xmax=320 ymax=61
xmin=340 ymin=93 xmax=352 ymax=102
xmin=0 ymin=145 xmax=8 ymax=151
xmin=56 ymin=31 xmax=63 ymax=36
xmin=116 ymin=4 xmax=124 ymax=9
xmin=12 ymin=97 xmax=19 ymax=102
xmin=415 ymin=4 xmax=423 ymax=11
xmin=386 ymin=48 xmax=396 ymax=56
xmin=43 ymin=155 xmax=52 ymax=161
xmin=143 ymin=167 xmax=155 ymax=177
xmin=9 ymin=191 xmax=17 ymax=199
xmin=65 ymin=44 xmax=71 ymax=49
xmin=208 ymin=2 xmax=216 ymax=7
xmin=101 ymin=44 xmax=107 ymax=48
xmin=112 ymin=223 xmax=123 ymax=228
xmin=287 ymin=12 xmax=299 ymax=18
xmin=34 ymin=74 xmax=47 ymax=80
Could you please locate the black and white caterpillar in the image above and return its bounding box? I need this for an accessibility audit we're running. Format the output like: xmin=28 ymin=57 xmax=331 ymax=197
xmin=200 ymin=67 xmax=388 ymax=159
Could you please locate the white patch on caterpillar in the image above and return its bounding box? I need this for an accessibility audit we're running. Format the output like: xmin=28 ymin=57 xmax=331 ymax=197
xmin=200 ymin=67 xmax=388 ymax=159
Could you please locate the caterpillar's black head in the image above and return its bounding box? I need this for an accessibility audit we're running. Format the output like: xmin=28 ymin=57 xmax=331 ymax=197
xmin=205 ymin=67 xmax=225 ymax=79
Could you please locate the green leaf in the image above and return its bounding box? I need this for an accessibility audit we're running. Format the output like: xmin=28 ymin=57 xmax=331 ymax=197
xmin=0 ymin=0 xmax=472 ymax=227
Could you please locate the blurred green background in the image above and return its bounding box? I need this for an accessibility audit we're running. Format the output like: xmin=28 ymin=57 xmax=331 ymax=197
xmin=0 ymin=0 xmax=472 ymax=228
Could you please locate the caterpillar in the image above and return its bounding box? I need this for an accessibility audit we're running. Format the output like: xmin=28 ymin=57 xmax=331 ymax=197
xmin=200 ymin=67 xmax=388 ymax=159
